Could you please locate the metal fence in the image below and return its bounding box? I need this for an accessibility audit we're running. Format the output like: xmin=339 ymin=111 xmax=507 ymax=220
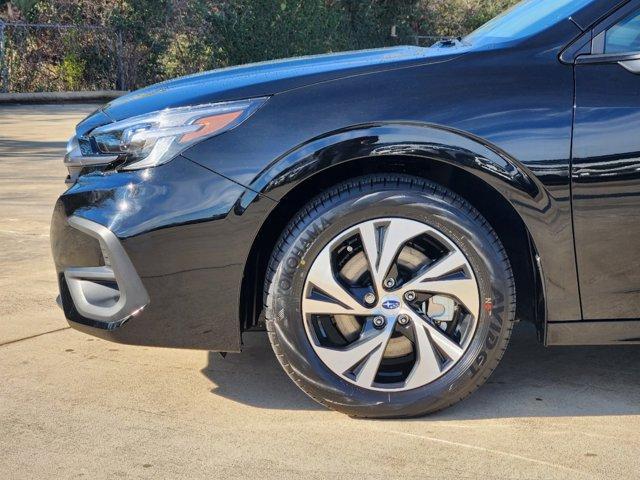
xmin=0 ymin=20 xmax=125 ymax=93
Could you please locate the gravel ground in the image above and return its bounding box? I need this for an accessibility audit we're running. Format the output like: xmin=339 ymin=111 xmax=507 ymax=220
xmin=1 ymin=104 xmax=639 ymax=480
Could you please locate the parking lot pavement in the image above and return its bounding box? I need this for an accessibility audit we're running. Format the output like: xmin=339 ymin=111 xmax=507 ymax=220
xmin=1 ymin=104 xmax=639 ymax=480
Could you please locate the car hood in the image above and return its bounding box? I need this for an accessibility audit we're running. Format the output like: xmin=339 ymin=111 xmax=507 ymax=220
xmin=79 ymin=46 xmax=464 ymax=131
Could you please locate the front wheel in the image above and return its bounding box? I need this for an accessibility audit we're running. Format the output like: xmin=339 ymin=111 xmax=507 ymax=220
xmin=264 ymin=175 xmax=515 ymax=418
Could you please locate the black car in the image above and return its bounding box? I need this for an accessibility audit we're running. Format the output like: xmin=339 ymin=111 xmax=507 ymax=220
xmin=51 ymin=0 xmax=640 ymax=418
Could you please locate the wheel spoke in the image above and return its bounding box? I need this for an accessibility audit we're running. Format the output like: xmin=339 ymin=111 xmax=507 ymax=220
xmin=428 ymin=325 xmax=464 ymax=362
xmin=419 ymin=250 xmax=469 ymax=279
xmin=314 ymin=323 xmax=395 ymax=387
xmin=408 ymin=311 xmax=464 ymax=362
xmin=404 ymin=316 xmax=443 ymax=389
xmin=358 ymin=221 xmax=380 ymax=284
xmin=403 ymin=251 xmax=479 ymax=316
xmin=305 ymin=248 xmax=369 ymax=316
xmin=359 ymin=219 xmax=431 ymax=291
xmin=352 ymin=337 xmax=389 ymax=388
xmin=411 ymin=277 xmax=479 ymax=317
xmin=303 ymin=298 xmax=369 ymax=316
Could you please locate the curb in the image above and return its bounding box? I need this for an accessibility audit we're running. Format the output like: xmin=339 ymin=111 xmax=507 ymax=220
xmin=0 ymin=91 xmax=128 ymax=104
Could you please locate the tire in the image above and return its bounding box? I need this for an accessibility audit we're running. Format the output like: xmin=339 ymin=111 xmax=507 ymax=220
xmin=264 ymin=174 xmax=516 ymax=418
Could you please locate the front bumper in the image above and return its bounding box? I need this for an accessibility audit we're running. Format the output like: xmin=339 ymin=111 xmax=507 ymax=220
xmin=55 ymin=215 xmax=149 ymax=330
xmin=51 ymin=156 xmax=259 ymax=351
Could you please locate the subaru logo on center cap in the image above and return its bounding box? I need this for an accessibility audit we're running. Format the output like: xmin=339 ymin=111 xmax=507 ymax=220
xmin=382 ymin=299 xmax=400 ymax=310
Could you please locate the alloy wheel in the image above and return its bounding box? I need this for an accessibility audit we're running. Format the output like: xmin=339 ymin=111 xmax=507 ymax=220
xmin=302 ymin=218 xmax=480 ymax=392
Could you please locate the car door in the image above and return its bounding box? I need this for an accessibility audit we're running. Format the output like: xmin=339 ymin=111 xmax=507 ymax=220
xmin=572 ymin=1 xmax=640 ymax=320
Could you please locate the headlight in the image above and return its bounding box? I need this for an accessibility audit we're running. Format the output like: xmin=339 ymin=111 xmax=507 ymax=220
xmin=87 ymin=97 xmax=267 ymax=170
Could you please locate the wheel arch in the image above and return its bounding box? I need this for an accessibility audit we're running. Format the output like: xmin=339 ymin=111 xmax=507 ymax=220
xmin=240 ymin=123 xmax=548 ymax=338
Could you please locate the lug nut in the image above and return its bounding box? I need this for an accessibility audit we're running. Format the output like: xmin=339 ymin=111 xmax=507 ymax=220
xmin=372 ymin=316 xmax=386 ymax=329
xmin=397 ymin=314 xmax=410 ymax=326
xmin=364 ymin=293 xmax=376 ymax=305
xmin=384 ymin=277 xmax=396 ymax=289
xmin=404 ymin=291 xmax=416 ymax=302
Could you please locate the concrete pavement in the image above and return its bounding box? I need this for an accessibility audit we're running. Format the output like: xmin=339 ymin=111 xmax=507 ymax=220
xmin=1 ymin=104 xmax=639 ymax=479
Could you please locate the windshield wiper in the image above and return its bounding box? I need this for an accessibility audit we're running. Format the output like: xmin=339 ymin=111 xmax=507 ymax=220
xmin=433 ymin=36 xmax=469 ymax=48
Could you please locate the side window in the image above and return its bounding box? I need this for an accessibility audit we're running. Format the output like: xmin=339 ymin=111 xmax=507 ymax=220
xmin=605 ymin=10 xmax=640 ymax=54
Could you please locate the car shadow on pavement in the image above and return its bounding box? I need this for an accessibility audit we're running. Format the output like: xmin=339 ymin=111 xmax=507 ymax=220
xmin=202 ymin=323 xmax=640 ymax=418
xmin=202 ymin=331 xmax=323 ymax=410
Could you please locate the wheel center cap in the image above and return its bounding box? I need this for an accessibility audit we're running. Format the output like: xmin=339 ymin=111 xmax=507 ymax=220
xmin=381 ymin=297 xmax=401 ymax=310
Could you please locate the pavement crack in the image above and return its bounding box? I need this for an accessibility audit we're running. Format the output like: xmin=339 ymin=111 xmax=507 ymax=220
xmin=382 ymin=429 xmax=594 ymax=478
xmin=0 ymin=327 xmax=70 ymax=347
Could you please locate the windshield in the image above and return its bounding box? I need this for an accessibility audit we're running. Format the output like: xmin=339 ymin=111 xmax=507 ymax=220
xmin=464 ymin=0 xmax=593 ymax=46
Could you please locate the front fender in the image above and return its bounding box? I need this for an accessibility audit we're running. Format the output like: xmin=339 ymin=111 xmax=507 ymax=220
xmin=250 ymin=122 xmax=545 ymax=207
xmin=236 ymin=122 xmax=579 ymax=324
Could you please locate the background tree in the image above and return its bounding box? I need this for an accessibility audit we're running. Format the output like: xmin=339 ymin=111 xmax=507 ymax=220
xmin=0 ymin=0 xmax=519 ymax=92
